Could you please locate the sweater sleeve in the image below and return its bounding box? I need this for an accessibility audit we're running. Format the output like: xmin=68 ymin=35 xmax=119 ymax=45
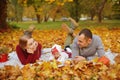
xmin=35 ymin=43 xmax=42 ymax=59
xmin=96 ymin=36 xmax=105 ymax=57
xmin=16 ymin=45 xmax=32 ymax=65
xmin=16 ymin=44 xmax=42 ymax=65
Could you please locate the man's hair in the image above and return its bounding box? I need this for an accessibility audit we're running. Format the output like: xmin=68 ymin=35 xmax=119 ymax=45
xmin=79 ymin=28 xmax=92 ymax=39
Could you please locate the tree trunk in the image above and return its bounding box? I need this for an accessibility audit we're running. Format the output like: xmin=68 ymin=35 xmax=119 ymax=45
xmin=36 ymin=14 xmax=41 ymax=23
xmin=98 ymin=12 xmax=102 ymax=23
xmin=53 ymin=17 xmax=56 ymax=22
xmin=90 ymin=9 xmax=95 ymax=21
xmin=52 ymin=5 xmax=61 ymax=22
xmin=44 ymin=14 xmax=49 ymax=22
xmin=91 ymin=14 xmax=94 ymax=21
xmin=15 ymin=9 xmax=19 ymax=22
xmin=74 ymin=0 xmax=79 ymax=22
xmin=34 ymin=6 xmax=41 ymax=23
xmin=0 ymin=0 xmax=8 ymax=29
xmin=97 ymin=0 xmax=107 ymax=23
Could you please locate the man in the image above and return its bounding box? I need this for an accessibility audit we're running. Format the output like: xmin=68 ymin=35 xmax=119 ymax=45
xmin=62 ymin=18 xmax=105 ymax=61
xmin=71 ymin=28 xmax=105 ymax=61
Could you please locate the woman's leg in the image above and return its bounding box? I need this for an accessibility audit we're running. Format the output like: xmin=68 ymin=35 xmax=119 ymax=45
xmin=24 ymin=25 xmax=35 ymax=37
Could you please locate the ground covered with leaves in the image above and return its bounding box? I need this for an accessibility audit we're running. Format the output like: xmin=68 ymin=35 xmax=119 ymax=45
xmin=0 ymin=28 xmax=120 ymax=53
xmin=0 ymin=60 xmax=120 ymax=80
xmin=0 ymin=28 xmax=120 ymax=80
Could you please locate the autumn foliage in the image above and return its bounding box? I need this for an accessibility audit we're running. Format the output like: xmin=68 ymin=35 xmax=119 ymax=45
xmin=0 ymin=60 xmax=120 ymax=80
xmin=0 ymin=27 xmax=120 ymax=79
xmin=0 ymin=28 xmax=120 ymax=53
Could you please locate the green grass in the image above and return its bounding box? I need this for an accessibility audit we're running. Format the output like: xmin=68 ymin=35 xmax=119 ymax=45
xmin=9 ymin=21 xmax=65 ymax=30
xmin=9 ymin=20 xmax=120 ymax=30
xmin=78 ymin=20 xmax=120 ymax=29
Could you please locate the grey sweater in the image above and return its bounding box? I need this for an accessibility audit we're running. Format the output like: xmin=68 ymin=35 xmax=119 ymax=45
xmin=71 ymin=35 xmax=105 ymax=60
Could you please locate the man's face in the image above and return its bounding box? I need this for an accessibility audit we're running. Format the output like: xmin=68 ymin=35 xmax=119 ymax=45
xmin=26 ymin=38 xmax=38 ymax=53
xmin=77 ymin=34 xmax=91 ymax=48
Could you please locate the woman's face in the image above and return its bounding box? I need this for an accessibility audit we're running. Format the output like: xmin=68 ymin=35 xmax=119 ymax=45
xmin=26 ymin=38 xmax=38 ymax=54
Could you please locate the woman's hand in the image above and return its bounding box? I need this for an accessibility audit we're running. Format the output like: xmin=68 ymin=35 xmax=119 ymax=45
xmin=26 ymin=48 xmax=34 ymax=53
xmin=33 ymin=41 xmax=38 ymax=51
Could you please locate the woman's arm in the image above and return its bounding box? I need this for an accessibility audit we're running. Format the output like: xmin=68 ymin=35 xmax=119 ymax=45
xmin=16 ymin=45 xmax=34 ymax=65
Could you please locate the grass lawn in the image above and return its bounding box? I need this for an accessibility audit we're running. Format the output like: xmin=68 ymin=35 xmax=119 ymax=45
xmin=9 ymin=19 xmax=120 ymax=30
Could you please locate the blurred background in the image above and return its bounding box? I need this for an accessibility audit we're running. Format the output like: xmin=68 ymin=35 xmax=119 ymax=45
xmin=0 ymin=0 xmax=120 ymax=30
xmin=0 ymin=0 xmax=120 ymax=52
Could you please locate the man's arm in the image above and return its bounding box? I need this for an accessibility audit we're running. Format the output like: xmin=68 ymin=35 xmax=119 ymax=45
xmin=96 ymin=36 xmax=105 ymax=57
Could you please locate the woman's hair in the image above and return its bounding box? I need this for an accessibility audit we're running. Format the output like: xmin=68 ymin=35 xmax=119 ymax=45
xmin=19 ymin=35 xmax=31 ymax=49
xmin=79 ymin=28 xmax=92 ymax=39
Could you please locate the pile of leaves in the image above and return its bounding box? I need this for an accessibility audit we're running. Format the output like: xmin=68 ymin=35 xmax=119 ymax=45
xmin=0 ymin=59 xmax=120 ymax=80
xmin=0 ymin=28 xmax=120 ymax=53
xmin=0 ymin=27 xmax=120 ymax=79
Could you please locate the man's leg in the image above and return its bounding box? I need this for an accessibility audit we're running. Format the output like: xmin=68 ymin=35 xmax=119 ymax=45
xmin=68 ymin=17 xmax=79 ymax=30
xmin=61 ymin=23 xmax=74 ymax=48
xmin=62 ymin=18 xmax=79 ymax=48
xmin=64 ymin=33 xmax=74 ymax=48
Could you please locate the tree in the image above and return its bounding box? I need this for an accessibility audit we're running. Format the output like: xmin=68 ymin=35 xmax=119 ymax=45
xmin=80 ymin=0 xmax=97 ymax=21
xmin=27 ymin=0 xmax=45 ymax=23
xmin=71 ymin=0 xmax=81 ymax=22
xmin=50 ymin=5 xmax=63 ymax=22
xmin=7 ymin=2 xmax=15 ymax=21
xmin=45 ymin=0 xmax=70 ymax=22
xmin=23 ymin=6 xmax=36 ymax=19
xmin=42 ymin=4 xmax=50 ymax=22
xmin=81 ymin=0 xmax=108 ymax=22
xmin=97 ymin=0 xmax=107 ymax=22
xmin=0 ymin=0 xmax=8 ymax=29
xmin=9 ymin=0 xmax=23 ymax=22
xmin=112 ymin=0 xmax=120 ymax=19
xmin=64 ymin=0 xmax=81 ymax=22
xmin=103 ymin=1 xmax=113 ymax=19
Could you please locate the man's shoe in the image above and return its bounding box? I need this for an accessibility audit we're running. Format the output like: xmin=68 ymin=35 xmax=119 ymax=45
xmin=68 ymin=17 xmax=79 ymax=29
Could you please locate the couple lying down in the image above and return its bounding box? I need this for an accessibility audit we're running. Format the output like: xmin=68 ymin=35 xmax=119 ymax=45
xmin=16 ymin=18 xmax=105 ymax=65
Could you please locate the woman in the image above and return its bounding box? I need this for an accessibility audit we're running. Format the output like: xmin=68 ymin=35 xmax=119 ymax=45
xmin=16 ymin=25 xmax=42 ymax=65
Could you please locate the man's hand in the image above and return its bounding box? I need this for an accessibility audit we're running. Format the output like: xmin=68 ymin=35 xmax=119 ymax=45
xmin=73 ymin=56 xmax=86 ymax=63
